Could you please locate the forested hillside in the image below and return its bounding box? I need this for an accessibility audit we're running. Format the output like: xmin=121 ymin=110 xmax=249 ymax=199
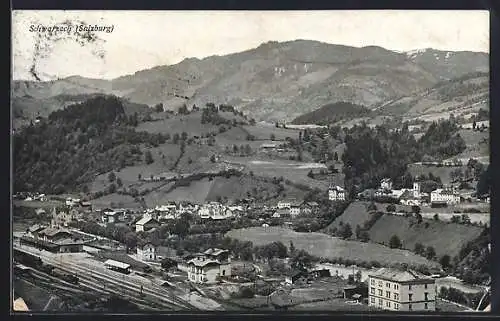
xmin=13 ymin=95 xmax=169 ymax=194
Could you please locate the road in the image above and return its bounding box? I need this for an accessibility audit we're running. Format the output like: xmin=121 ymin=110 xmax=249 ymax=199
xmin=14 ymin=244 xmax=199 ymax=311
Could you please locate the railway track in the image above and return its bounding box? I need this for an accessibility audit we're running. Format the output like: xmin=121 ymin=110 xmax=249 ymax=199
xmin=16 ymin=263 xmax=163 ymax=311
xmin=14 ymin=245 xmax=198 ymax=311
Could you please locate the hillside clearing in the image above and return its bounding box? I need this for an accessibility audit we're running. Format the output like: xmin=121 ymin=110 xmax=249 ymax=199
xmin=226 ymin=227 xmax=439 ymax=268
xmin=367 ymin=214 xmax=484 ymax=258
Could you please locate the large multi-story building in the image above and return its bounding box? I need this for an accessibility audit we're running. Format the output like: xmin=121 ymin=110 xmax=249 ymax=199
xmin=430 ymin=188 xmax=461 ymax=205
xmin=368 ymin=268 xmax=436 ymax=311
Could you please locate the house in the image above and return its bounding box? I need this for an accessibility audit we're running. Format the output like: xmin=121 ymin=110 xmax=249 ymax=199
xmin=277 ymin=199 xmax=294 ymax=209
xmin=65 ymin=197 xmax=81 ymax=207
xmin=430 ymin=189 xmax=461 ymax=205
xmin=398 ymin=190 xmax=422 ymax=206
xmin=203 ymin=248 xmax=231 ymax=263
xmin=137 ymin=242 xmax=157 ymax=261
xmin=273 ymin=208 xmax=290 ymax=218
xmin=102 ymin=210 xmax=120 ymax=224
xmin=135 ymin=215 xmax=160 ymax=232
xmin=380 ymin=178 xmax=393 ymax=191
xmin=25 ymin=224 xmax=46 ymax=238
xmin=186 ymin=250 xmax=231 ymax=284
xmin=35 ymin=208 xmax=46 ymax=216
xmin=289 ymin=200 xmax=303 ymax=217
xmin=368 ymin=268 xmax=436 ymax=311
xmin=329 ymin=185 xmax=346 ymax=201
xmin=260 ymin=143 xmax=278 ymax=151
xmin=285 ymin=269 xmax=308 ymax=284
xmin=343 ymin=284 xmax=368 ymax=300
xmin=51 ymin=207 xmax=78 ymax=227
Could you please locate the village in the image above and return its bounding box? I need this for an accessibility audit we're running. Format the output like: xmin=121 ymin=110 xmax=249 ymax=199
xmin=13 ymin=172 xmax=490 ymax=312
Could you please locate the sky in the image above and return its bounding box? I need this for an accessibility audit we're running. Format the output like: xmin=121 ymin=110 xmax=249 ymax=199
xmin=12 ymin=10 xmax=489 ymax=81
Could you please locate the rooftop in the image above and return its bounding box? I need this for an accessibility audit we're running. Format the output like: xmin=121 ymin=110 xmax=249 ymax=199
xmin=187 ymin=258 xmax=221 ymax=267
xmin=136 ymin=216 xmax=158 ymax=225
xmin=369 ymin=268 xmax=433 ymax=283
xmin=104 ymin=259 xmax=131 ymax=270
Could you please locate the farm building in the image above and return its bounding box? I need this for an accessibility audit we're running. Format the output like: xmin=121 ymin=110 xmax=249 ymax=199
xmin=368 ymin=268 xmax=436 ymax=312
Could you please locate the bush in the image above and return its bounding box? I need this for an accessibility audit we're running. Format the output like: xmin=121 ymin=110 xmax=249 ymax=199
xmin=386 ymin=204 xmax=396 ymax=212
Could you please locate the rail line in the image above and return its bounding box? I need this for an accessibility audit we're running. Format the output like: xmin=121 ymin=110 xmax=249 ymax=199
xmin=14 ymin=245 xmax=198 ymax=310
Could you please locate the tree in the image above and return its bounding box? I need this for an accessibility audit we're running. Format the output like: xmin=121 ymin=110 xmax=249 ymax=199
xmin=425 ymin=246 xmax=436 ymax=260
xmin=439 ymin=255 xmax=451 ymax=270
xmin=461 ymin=214 xmax=471 ymax=225
xmin=173 ymin=133 xmax=180 ymax=144
xmin=359 ymin=231 xmax=370 ymax=242
xmin=145 ymin=151 xmax=154 ymax=164
xmin=451 ymin=215 xmax=461 ymax=224
xmin=389 ymin=235 xmax=402 ymax=249
xmin=340 ymin=223 xmax=353 ymax=239
xmin=154 ymin=103 xmax=164 ymax=113
xmin=367 ymin=202 xmax=377 ymax=212
xmin=108 ymin=183 xmax=117 ymax=194
xmin=411 ymin=205 xmax=421 ymax=215
xmin=290 ymin=249 xmax=314 ymax=271
xmin=173 ymin=218 xmax=190 ymax=239
xmin=210 ymin=155 xmax=217 ymax=163
xmin=270 ymin=134 xmax=276 ymax=141
xmin=116 ymin=177 xmax=123 ymax=187
xmin=307 ymin=170 xmax=314 ymax=179
xmin=333 ymin=152 xmax=339 ymax=162
xmin=244 ymin=144 xmax=252 ymax=155
xmin=161 ymin=257 xmax=177 ymax=270
xmin=181 ymin=132 xmax=188 ymax=141
xmin=386 ymin=204 xmax=396 ymax=212
xmin=138 ymin=173 xmax=142 ymax=181
xmin=289 ymin=241 xmax=296 ymax=255
xmin=108 ymin=172 xmax=116 ymax=182
xmin=124 ymin=232 xmax=137 ymax=251
xmin=415 ymin=213 xmax=423 ymax=224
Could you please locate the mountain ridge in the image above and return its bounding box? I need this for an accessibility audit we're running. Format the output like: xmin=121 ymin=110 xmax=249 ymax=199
xmin=12 ymin=40 xmax=488 ymax=122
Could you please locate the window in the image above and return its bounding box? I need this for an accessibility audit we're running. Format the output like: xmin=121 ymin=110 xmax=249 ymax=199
xmin=371 ymin=279 xmax=375 ymax=285
xmin=378 ymin=289 xmax=383 ymax=296
xmin=394 ymin=303 xmax=399 ymax=310
xmin=386 ymin=282 xmax=390 ymax=288
xmin=409 ymin=294 xmax=413 ymax=301
xmin=378 ymin=299 xmax=383 ymax=306
xmin=386 ymin=291 xmax=391 ymax=298
xmin=394 ymin=293 xmax=399 ymax=300
xmin=409 ymin=304 xmax=412 ymax=311
xmin=386 ymin=301 xmax=391 ymax=308
xmin=425 ymin=303 xmax=428 ymax=310
xmin=409 ymin=285 xmax=412 ymax=291
xmin=371 ymin=297 xmax=375 ymax=303
xmin=425 ymin=284 xmax=428 ymax=289
xmin=425 ymin=292 xmax=429 ymax=301
xmin=394 ymin=284 xmax=398 ymax=290
xmin=378 ymin=281 xmax=383 ymax=287
xmin=371 ymin=288 xmax=375 ymax=294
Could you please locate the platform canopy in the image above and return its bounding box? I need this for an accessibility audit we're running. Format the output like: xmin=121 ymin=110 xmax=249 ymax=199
xmin=104 ymin=259 xmax=130 ymax=270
